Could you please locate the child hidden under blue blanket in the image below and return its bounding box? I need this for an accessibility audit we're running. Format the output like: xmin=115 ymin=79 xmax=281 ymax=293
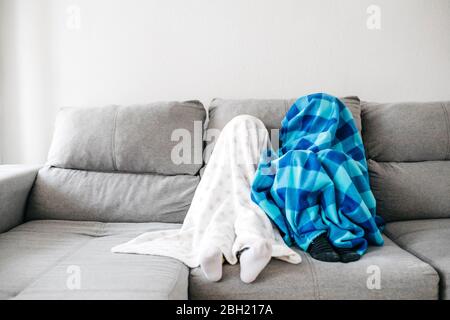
xmin=251 ymin=93 xmax=384 ymax=256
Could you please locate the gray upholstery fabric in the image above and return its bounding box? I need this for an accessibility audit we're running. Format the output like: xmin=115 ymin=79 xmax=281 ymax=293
xmin=189 ymin=236 xmax=438 ymax=300
xmin=0 ymin=165 xmax=40 ymax=233
xmin=361 ymin=101 xmax=450 ymax=162
xmin=48 ymin=106 xmax=117 ymax=172
xmin=0 ymin=220 xmax=187 ymax=300
xmin=369 ymin=160 xmax=450 ymax=222
xmin=204 ymin=97 xmax=362 ymax=163
xmin=384 ymin=219 xmax=450 ymax=300
xmin=26 ymin=166 xmax=198 ymax=223
xmin=47 ymin=101 xmax=205 ymax=175
xmin=362 ymin=100 xmax=450 ymax=223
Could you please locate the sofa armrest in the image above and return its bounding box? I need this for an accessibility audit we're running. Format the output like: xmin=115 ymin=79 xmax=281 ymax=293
xmin=0 ymin=165 xmax=41 ymax=233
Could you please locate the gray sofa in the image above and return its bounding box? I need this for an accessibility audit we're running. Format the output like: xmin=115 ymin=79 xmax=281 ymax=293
xmin=0 ymin=97 xmax=449 ymax=300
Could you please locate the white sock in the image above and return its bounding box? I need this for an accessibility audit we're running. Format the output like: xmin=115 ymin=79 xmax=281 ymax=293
xmin=199 ymin=246 xmax=223 ymax=282
xmin=239 ymin=240 xmax=272 ymax=284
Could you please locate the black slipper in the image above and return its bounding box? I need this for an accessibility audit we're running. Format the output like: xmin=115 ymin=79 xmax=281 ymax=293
xmin=334 ymin=247 xmax=361 ymax=263
xmin=307 ymin=233 xmax=340 ymax=262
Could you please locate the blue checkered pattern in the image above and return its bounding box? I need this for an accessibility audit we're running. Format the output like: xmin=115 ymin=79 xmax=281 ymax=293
xmin=251 ymin=93 xmax=384 ymax=255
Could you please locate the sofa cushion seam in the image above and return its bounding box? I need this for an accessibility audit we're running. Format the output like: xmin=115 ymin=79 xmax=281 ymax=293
xmin=441 ymin=103 xmax=450 ymax=160
xmin=111 ymin=106 xmax=119 ymax=171
xmin=304 ymin=253 xmax=320 ymax=299
xmin=167 ymin=261 xmax=187 ymax=300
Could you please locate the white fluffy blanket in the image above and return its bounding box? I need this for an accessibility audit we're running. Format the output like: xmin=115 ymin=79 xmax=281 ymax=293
xmin=112 ymin=115 xmax=301 ymax=267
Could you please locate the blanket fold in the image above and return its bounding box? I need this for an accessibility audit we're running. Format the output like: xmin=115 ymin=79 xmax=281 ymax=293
xmin=251 ymin=93 xmax=384 ymax=255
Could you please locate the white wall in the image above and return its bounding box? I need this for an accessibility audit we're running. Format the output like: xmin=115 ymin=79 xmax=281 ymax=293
xmin=1 ymin=0 xmax=54 ymax=164
xmin=1 ymin=0 xmax=450 ymax=164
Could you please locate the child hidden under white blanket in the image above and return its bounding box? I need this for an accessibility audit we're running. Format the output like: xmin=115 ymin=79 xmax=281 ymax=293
xmin=111 ymin=115 xmax=301 ymax=283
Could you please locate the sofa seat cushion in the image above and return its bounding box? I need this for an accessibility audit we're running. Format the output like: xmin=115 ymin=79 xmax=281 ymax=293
xmin=384 ymin=219 xmax=450 ymax=300
xmin=0 ymin=220 xmax=187 ymax=300
xmin=189 ymin=236 xmax=438 ymax=300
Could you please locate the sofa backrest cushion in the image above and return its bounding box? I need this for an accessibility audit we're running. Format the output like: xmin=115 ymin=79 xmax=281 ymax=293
xmin=362 ymin=101 xmax=450 ymax=222
xmin=26 ymin=167 xmax=198 ymax=223
xmin=48 ymin=101 xmax=205 ymax=175
xmin=204 ymin=96 xmax=361 ymax=163
xmin=368 ymin=160 xmax=450 ymax=222
xmin=362 ymin=101 xmax=450 ymax=162
xmin=27 ymin=101 xmax=206 ymax=223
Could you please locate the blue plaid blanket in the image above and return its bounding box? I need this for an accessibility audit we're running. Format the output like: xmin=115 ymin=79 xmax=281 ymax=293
xmin=251 ymin=93 xmax=384 ymax=255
